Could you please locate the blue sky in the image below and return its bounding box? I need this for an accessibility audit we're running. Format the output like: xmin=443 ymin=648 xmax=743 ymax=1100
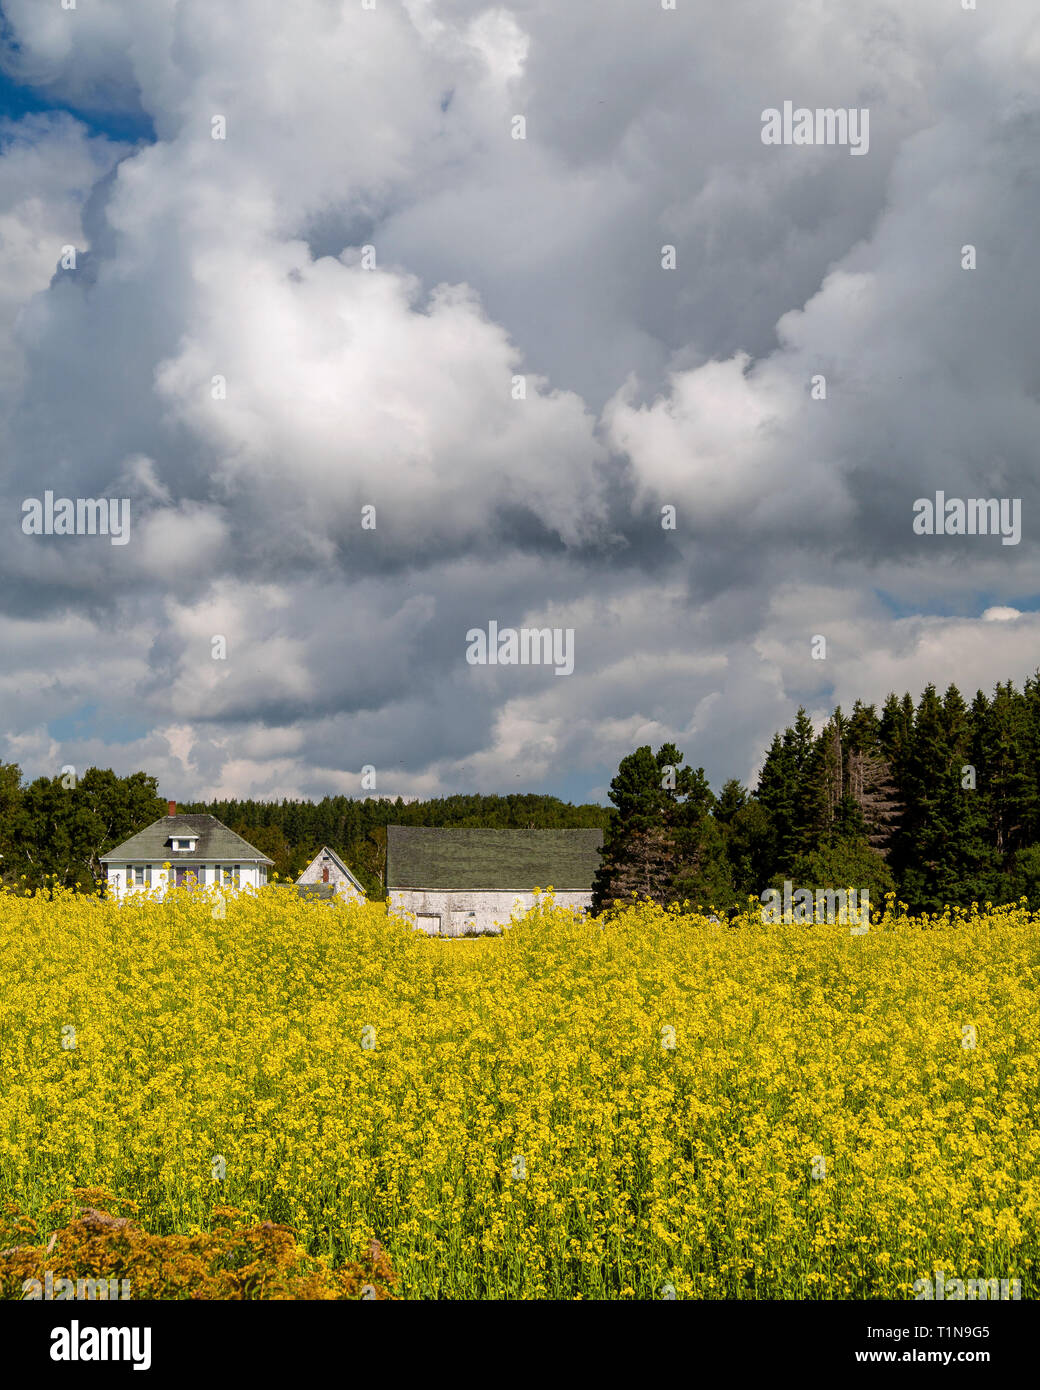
xmin=0 ymin=52 xmax=154 ymax=142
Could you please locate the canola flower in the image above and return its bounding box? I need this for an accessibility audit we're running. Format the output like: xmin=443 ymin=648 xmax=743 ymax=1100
xmin=0 ymin=882 xmax=1037 ymax=1299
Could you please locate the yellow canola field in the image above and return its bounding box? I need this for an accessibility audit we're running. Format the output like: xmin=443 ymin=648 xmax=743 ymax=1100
xmin=1 ymin=885 xmax=1037 ymax=1299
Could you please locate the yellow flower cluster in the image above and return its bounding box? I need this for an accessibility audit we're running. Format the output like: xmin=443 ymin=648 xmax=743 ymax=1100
xmin=1 ymin=885 xmax=1036 ymax=1299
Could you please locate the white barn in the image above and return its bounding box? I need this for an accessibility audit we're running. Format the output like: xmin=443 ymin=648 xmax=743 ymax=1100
xmin=100 ymin=802 xmax=273 ymax=900
xmin=294 ymin=846 xmax=367 ymax=903
xmin=386 ymin=826 xmax=603 ymax=936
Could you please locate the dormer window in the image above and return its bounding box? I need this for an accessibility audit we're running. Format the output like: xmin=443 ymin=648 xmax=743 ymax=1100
xmin=170 ymin=837 xmax=197 ymax=852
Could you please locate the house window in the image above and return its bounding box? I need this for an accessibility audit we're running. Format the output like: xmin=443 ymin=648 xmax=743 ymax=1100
xmin=133 ymin=866 xmax=146 ymax=886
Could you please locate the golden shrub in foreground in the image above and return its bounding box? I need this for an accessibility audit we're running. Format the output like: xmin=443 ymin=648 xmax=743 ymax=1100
xmin=0 ymin=883 xmax=1037 ymax=1298
xmin=0 ymin=1188 xmax=396 ymax=1300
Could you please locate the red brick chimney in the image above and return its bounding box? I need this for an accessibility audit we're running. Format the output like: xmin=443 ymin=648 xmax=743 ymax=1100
xmin=168 ymin=800 xmax=176 ymax=817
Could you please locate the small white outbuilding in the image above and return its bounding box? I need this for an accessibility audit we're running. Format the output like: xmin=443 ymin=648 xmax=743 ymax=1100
xmin=294 ymin=846 xmax=367 ymax=903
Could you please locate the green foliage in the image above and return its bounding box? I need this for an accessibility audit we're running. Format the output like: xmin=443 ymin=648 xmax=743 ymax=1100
xmin=1003 ymin=844 xmax=1040 ymax=909
xmin=594 ymin=669 xmax=1040 ymax=914
xmin=0 ymin=767 xmax=165 ymax=891
xmin=592 ymin=743 xmax=732 ymax=911
xmin=671 ymin=814 xmax=739 ymax=910
xmin=773 ymin=835 xmax=895 ymax=904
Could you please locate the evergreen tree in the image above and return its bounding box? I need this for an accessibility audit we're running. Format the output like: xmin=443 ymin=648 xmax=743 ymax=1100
xmin=591 ymin=746 xmax=679 ymax=911
xmin=804 ymin=717 xmax=843 ymax=846
xmin=879 ymin=691 xmax=915 ymax=777
xmin=713 ymin=779 xmax=747 ymax=825
xmin=1021 ymin=674 xmax=1040 ymax=843
xmin=755 ymin=731 xmax=798 ymax=875
xmin=938 ymin=684 xmax=1002 ymax=903
xmin=724 ymin=798 xmax=773 ymax=901
xmin=981 ymin=681 xmax=1035 ymax=856
xmin=592 ymin=744 xmax=720 ymax=911
xmin=671 ymin=813 xmax=738 ymax=909
xmin=894 ymin=684 xmax=951 ymax=909
xmin=1005 ymin=843 xmax=1040 ymax=907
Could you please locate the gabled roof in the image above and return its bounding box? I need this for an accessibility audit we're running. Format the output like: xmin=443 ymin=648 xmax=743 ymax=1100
xmin=100 ymin=814 xmax=274 ymax=865
xmin=386 ymin=826 xmax=603 ymax=891
xmin=299 ymin=846 xmax=367 ymax=894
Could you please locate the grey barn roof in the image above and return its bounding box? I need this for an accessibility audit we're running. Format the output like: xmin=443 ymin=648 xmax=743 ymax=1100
xmin=386 ymin=826 xmax=603 ymax=891
xmin=100 ymin=814 xmax=274 ymax=865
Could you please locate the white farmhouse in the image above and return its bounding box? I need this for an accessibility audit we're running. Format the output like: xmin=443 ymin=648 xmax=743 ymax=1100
xmin=386 ymin=826 xmax=603 ymax=936
xmin=100 ymin=801 xmax=273 ymax=900
xmin=294 ymin=846 xmax=367 ymax=903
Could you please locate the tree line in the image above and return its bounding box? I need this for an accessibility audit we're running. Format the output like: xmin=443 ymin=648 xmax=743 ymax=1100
xmin=5 ymin=673 xmax=1040 ymax=911
xmin=592 ymin=675 xmax=1040 ymax=914
xmin=183 ymin=792 xmax=608 ymax=897
xmin=0 ymin=778 xmax=607 ymax=897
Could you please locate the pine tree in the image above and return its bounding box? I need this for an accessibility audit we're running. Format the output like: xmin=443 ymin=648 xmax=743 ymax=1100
xmin=938 ymin=683 xmax=1002 ymax=903
xmin=713 ymin=779 xmax=747 ymax=825
xmin=724 ymin=798 xmax=773 ymax=900
xmin=671 ymin=813 xmax=738 ymax=909
xmin=804 ymin=717 xmax=843 ymax=845
xmin=756 ymin=731 xmax=799 ymax=874
xmin=879 ymin=692 xmax=915 ymax=772
xmin=591 ymin=744 xmax=711 ymax=911
xmin=893 ymin=685 xmax=948 ymax=908
xmin=1021 ymin=674 xmax=1040 ymax=844
xmin=981 ymin=682 xmax=1034 ymax=855
xmin=594 ymin=825 xmax=677 ymax=907
xmin=778 ymin=834 xmax=895 ymax=908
